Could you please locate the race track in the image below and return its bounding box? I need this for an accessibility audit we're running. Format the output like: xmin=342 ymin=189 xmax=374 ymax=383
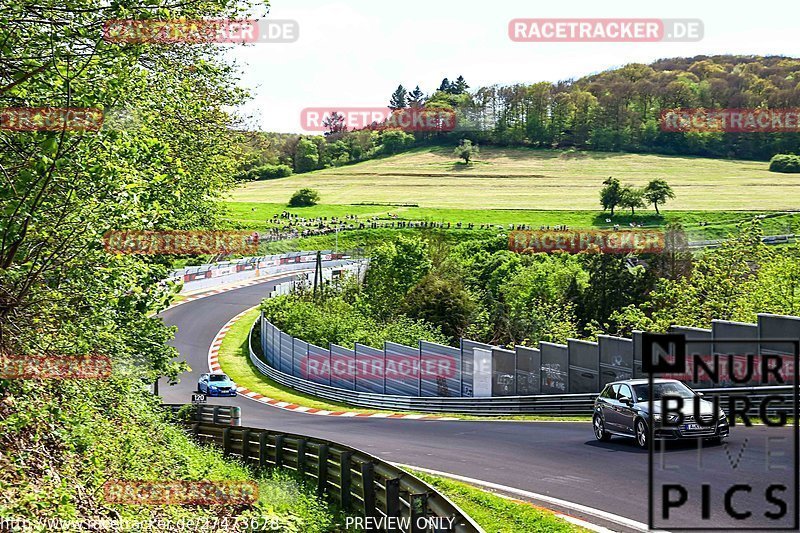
xmin=158 ymin=276 xmax=797 ymax=532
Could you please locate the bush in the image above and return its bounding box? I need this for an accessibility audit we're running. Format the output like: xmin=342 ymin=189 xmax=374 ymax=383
xmin=260 ymin=292 xmax=447 ymax=349
xmin=769 ymin=154 xmax=800 ymax=173
xmin=246 ymin=164 xmax=293 ymax=180
xmin=0 ymin=378 xmax=341 ymax=531
xmin=289 ymin=188 xmax=320 ymax=207
xmin=380 ymin=129 xmax=414 ymax=155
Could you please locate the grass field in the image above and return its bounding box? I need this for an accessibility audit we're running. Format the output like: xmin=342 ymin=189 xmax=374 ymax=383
xmin=229 ymin=147 xmax=800 ymax=211
xmin=223 ymin=202 xmax=800 ymax=242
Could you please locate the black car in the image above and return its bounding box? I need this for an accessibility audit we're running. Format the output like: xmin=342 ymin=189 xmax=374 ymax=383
xmin=593 ymin=378 xmax=729 ymax=448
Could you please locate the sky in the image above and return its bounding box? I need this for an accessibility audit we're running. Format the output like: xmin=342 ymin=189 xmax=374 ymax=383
xmin=227 ymin=0 xmax=800 ymax=133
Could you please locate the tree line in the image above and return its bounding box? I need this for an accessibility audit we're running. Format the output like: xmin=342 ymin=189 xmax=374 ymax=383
xmin=409 ymin=57 xmax=800 ymax=160
xmin=233 ymin=55 xmax=800 ymax=181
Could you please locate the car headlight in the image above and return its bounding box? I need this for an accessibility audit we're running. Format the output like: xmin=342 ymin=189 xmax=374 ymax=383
xmin=655 ymin=414 xmax=681 ymax=423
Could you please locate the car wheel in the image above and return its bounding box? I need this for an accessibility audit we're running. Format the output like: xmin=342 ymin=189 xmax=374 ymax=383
xmin=635 ymin=419 xmax=648 ymax=449
xmin=593 ymin=414 xmax=611 ymax=441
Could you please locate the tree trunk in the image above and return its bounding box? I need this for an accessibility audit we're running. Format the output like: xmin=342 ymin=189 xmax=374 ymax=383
xmin=654 ymin=202 xmax=660 ymax=215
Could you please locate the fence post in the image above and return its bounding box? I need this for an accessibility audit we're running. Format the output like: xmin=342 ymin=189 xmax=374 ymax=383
xmin=382 ymin=343 xmax=388 ymax=395
xmin=360 ymin=461 xmax=376 ymax=519
xmin=277 ymin=330 xmax=282 ymax=372
xmin=385 ymin=478 xmax=401 ymax=532
xmin=260 ymin=312 xmax=265 ymax=361
xmin=222 ymin=427 xmax=231 ymax=457
xmin=297 ymin=439 xmax=307 ymax=475
xmin=258 ymin=432 xmax=269 ymax=469
xmin=418 ymin=340 xmax=423 ymax=396
xmin=340 ymin=451 xmax=353 ymax=508
xmin=409 ymin=493 xmax=428 ymax=533
xmin=212 ymin=405 xmax=220 ymax=424
xmin=241 ymin=429 xmax=251 ymax=462
xmin=459 ymin=338 xmax=464 ymax=398
xmin=317 ymin=444 xmax=329 ymax=497
xmin=327 ymin=348 xmax=332 ymax=386
xmin=274 ymin=435 xmax=285 ymax=467
xmin=513 ymin=349 xmax=518 ymax=396
xmin=353 ymin=345 xmax=359 ymax=392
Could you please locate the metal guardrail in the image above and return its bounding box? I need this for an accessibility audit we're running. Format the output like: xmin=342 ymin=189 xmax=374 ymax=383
xmin=164 ymin=403 xmax=242 ymax=426
xmin=249 ymin=317 xmax=797 ymax=415
xmin=688 ymin=233 xmax=797 ymax=249
xmin=164 ymin=407 xmax=483 ymax=532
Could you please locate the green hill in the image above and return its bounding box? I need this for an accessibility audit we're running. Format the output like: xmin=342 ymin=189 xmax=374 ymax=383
xmin=230 ymin=147 xmax=799 ymax=211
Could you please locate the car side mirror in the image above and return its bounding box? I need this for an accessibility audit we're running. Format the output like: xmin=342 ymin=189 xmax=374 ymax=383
xmin=696 ymin=392 xmax=704 ymax=397
xmin=620 ymin=396 xmax=633 ymax=405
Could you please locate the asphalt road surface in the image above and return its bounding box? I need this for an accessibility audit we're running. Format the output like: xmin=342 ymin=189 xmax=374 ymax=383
xmin=159 ymin=276 xmax=797 ymax=532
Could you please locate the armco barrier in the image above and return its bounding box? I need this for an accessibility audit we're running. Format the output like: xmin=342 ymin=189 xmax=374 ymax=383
xmin=169 ymin=251 xmax=354 ymax=293
xmin=164 ymin=406 xmax=483 ymax=533
xmin=248 ymin=317 xmax=797 ymax=416
xmin=165 ymin=404 xmax=242 ymax=426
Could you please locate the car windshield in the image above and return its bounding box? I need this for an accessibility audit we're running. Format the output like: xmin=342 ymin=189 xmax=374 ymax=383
xmin=209 ymin=374 xmax=229 ymax=382
xmin=633 ymin=382 xmax=696 ymax=402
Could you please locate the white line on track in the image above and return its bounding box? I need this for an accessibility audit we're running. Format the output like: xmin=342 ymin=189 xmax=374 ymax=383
xmin=392 ymin=463 xmax=664 ymax=533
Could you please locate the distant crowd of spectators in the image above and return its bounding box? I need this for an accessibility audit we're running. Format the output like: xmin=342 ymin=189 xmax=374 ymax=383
xmin=256 ymin=211 xmax=578 ymax=244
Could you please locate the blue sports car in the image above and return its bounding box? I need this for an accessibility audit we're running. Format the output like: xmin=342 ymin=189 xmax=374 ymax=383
xmin=197 ymin=373 xmax=238 ymax=397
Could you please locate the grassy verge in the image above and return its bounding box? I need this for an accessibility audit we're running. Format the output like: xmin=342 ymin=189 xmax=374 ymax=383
xmin=408 ymin=470 xmax=587 ymax=532
xmin=216 ymin=307 xmax=590 ymax=422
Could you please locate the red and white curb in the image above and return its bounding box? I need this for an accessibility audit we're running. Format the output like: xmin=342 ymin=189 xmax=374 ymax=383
xmin=164 ymin=274 xmax=294 ymax=313
xmin=207 ymin=309 xmax=459 ymax=421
